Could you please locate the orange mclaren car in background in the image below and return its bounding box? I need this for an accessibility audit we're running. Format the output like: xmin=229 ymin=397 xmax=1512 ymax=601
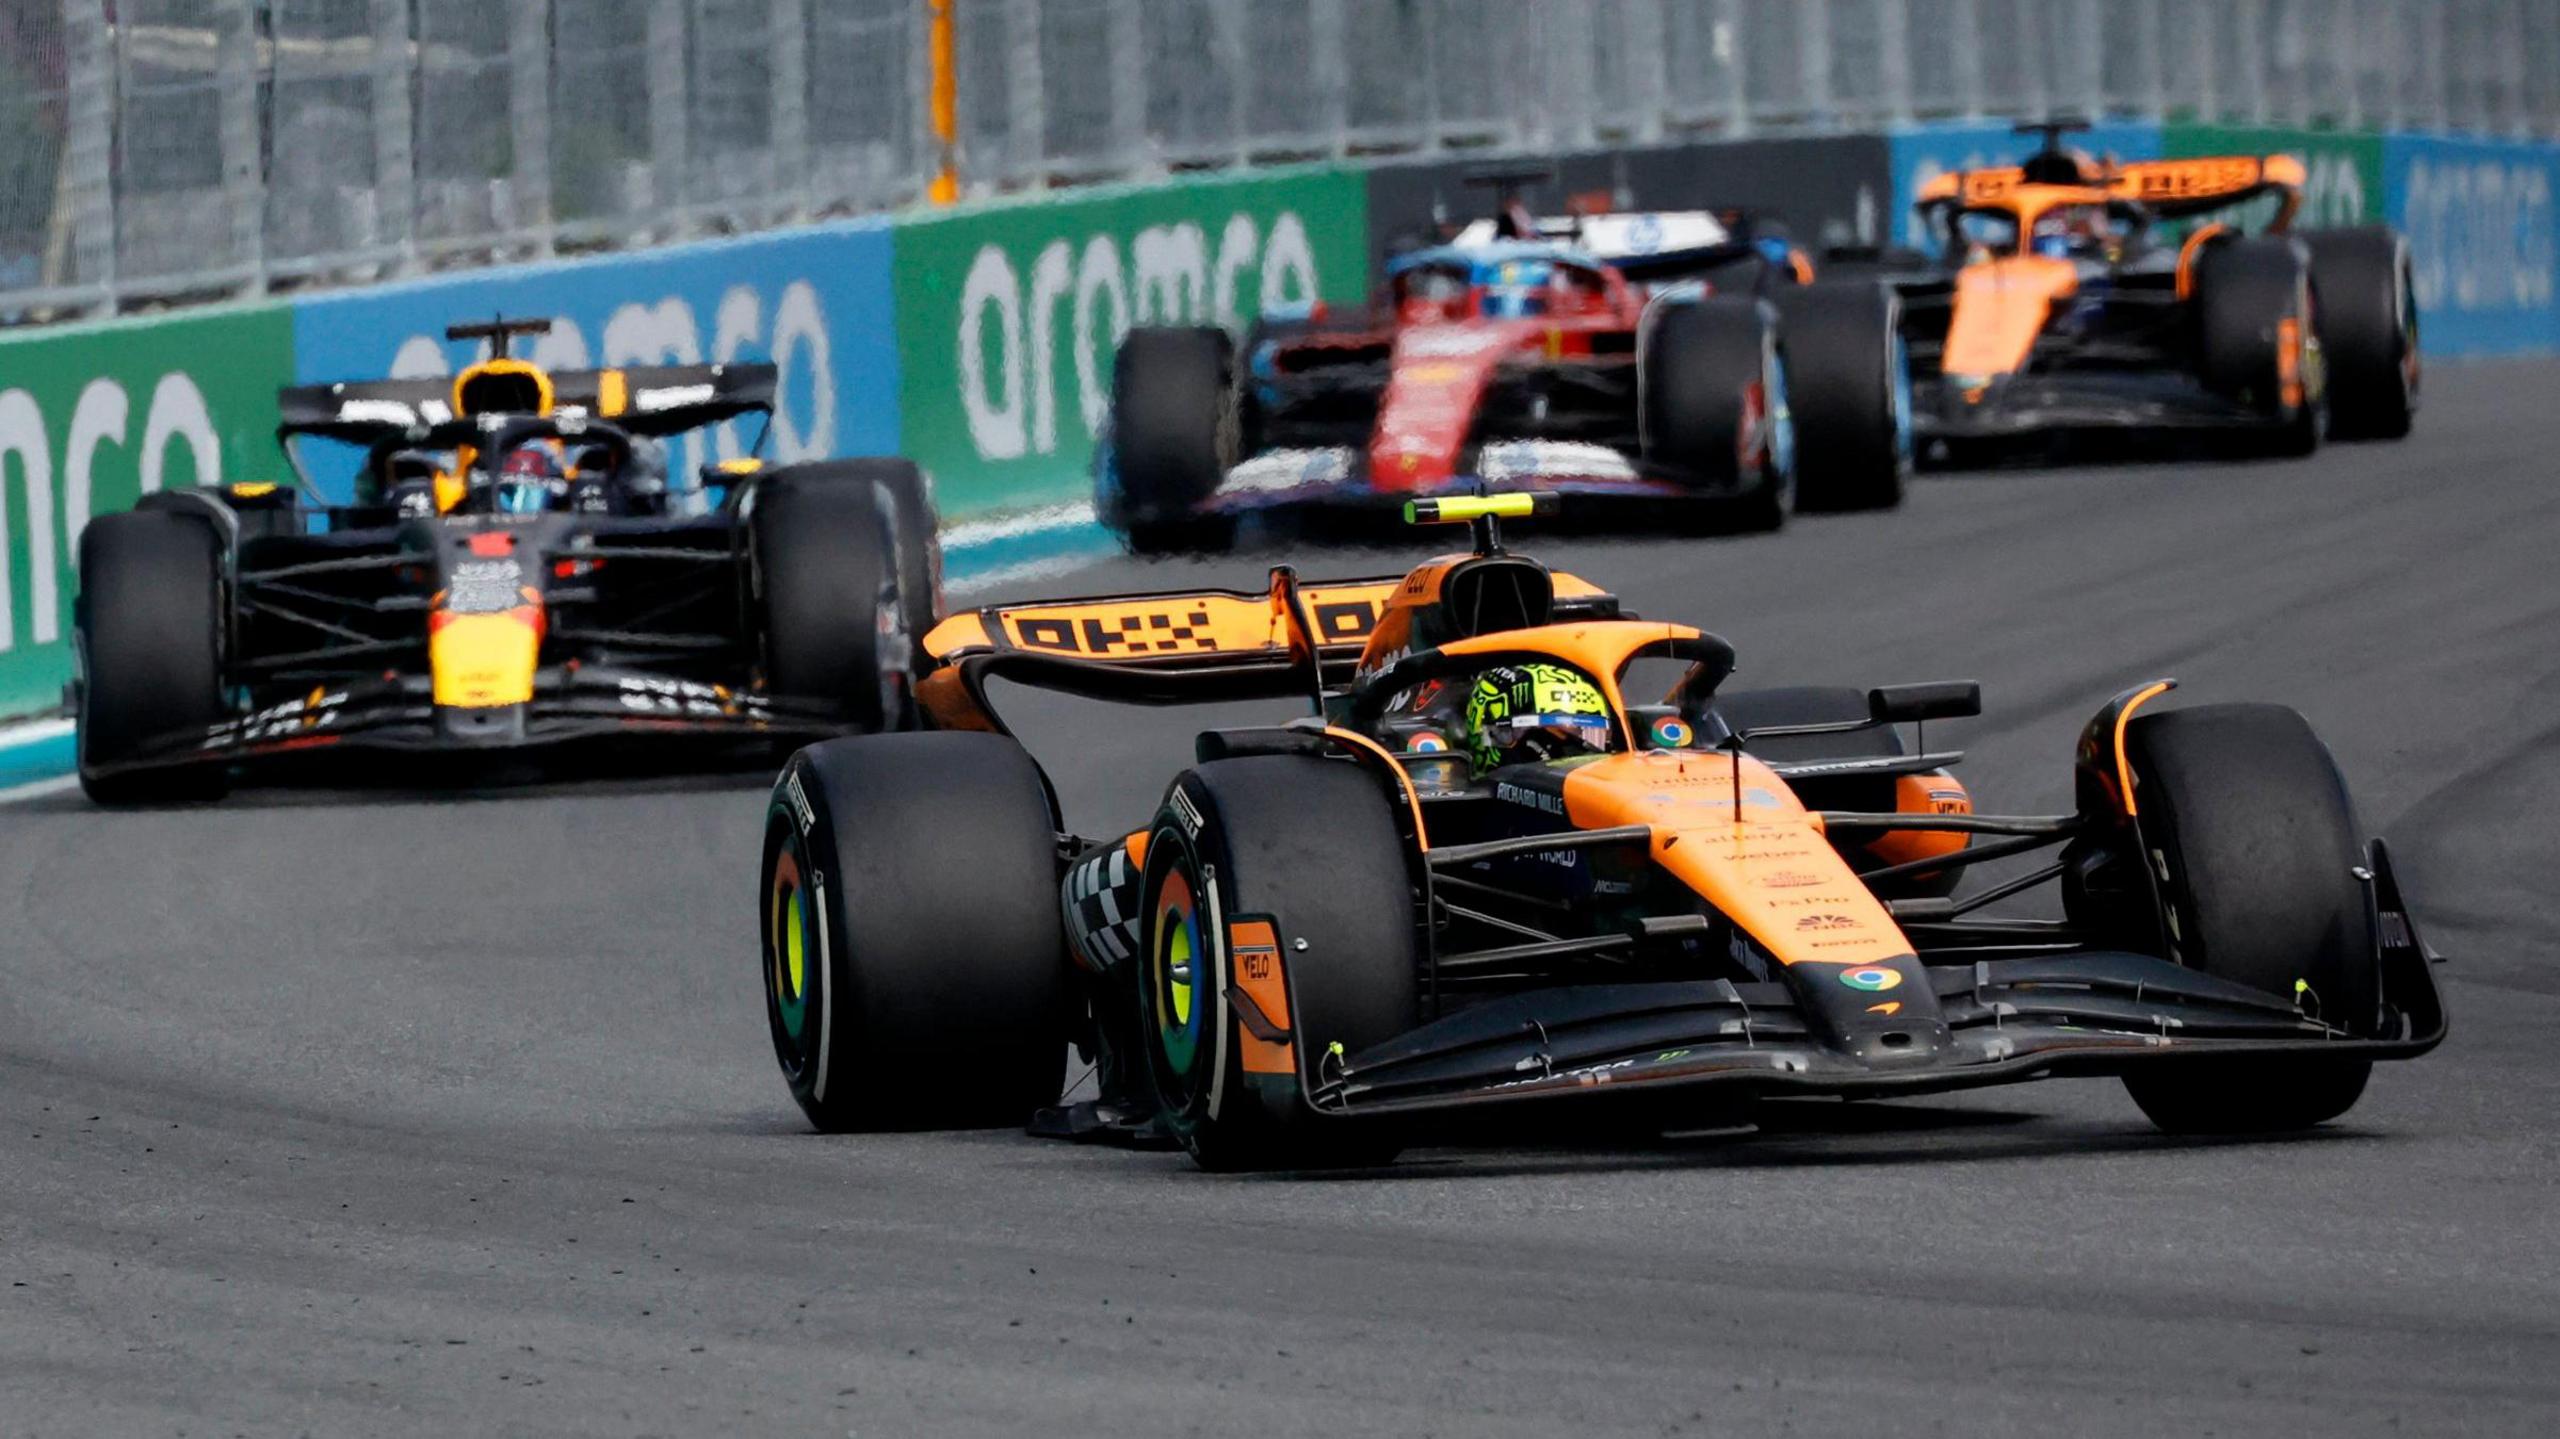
xmin=1879 ymin=121 xmax=2419 ymax=460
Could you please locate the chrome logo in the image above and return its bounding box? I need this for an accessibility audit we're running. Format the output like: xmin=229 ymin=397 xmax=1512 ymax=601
xmin=1649 ymin=715 xmax=1695 ymax=749
xmin=1839 ymin=966 xmax=1903 ymax=993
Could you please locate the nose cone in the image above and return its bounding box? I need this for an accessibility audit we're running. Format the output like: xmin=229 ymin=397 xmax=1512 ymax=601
xmin=1940 ymin=256 xmax=2078 ymax=383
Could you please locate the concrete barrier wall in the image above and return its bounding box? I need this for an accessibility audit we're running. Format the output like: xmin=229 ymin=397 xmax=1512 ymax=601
xmin=0 ymin=304 xmax=296 ymax=715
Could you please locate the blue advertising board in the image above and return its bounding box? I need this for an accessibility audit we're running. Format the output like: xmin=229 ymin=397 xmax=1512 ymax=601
xmin=289 ymin=220 xmax=900 ymax=501
xmin=2385 ymin=133 xmax=2560 ymax=356
xmin=1886 ymin=120 xmax=2165 ymax=253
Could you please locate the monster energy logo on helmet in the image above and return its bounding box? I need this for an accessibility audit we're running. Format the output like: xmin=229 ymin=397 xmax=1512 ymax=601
xmin=1463 ymin=663 xmax=1613 ymax=774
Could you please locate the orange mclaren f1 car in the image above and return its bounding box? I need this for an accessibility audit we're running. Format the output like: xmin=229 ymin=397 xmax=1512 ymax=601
xmin=758 ymin=493 xmax=2443 ymax=1169
xmin=1879 ymin=122 xmax=2418 ymax=459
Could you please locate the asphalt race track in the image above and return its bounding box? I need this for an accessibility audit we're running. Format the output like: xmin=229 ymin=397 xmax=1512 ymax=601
xmin=5 ymin=361 xmax=2556 ymax=1436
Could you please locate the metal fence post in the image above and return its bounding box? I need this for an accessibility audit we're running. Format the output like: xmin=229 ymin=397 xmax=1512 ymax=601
xmin=1004 ymin=0 xmax=1043 ymax=184
xmin=218 ymin=0 xmax=262 ymax=293
xmin=509 ymin=1 xmax=555 ymax=254
xmin=647 ymin=0 xmax=689 ymax=228
xmin=61 ymin=0 xmax=116 ymax=309
xmin=1801 ymin=0 xmax=1834 ymax=128
xmin=1307 ymin=0 xmax=1347 ymax=159
xmin=370 ymin=0 xmax=415 ymax=272
xmin=2421 ymin=0 xmax=2449 ymax=131
xmin=1948 ymin=0 xmax=1983 ymax=119
xmin=770 ymin=0 xmax=811 ymax=218
xmin=1715 ymin=0 xmax=1750 ymax=134
xmin=1106 ymin=0 xmax=1147 ymax=173
xmin=1625 ymin=0 xmax=1670 ymax=144
xmin=1876 ymin=0 xmax=1913 ymax=125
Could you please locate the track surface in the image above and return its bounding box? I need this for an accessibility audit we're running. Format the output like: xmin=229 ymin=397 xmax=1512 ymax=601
xmin=6 ymin=364 xmax=2557 ymax=1436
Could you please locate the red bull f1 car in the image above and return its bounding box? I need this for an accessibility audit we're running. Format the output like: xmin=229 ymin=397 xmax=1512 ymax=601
xmin=72 ymin=319 xmax=940 ymax=803
xmin=759 ymin=493 xmax=2444 ymax=1169
xmin=1098 ymin=182 xmax=1914 ymax=553
xmin=1879 ymin=122 xmax=2418 ymax=459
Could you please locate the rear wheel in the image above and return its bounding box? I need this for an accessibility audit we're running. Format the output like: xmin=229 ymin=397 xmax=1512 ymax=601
xmin=762 ymin=733 xmax=1071 ymax=1131
xmin=1106 ymin=327 xmax=1237 ymax=555
xmin=752 ymin=466 xmax=903 ymax=731
xmin=1137 ymin=756 xmax=1420 ymax=1171
xmin=1641 ymin=297 xmax=1793 ymax=532
xmin=76 ymin=509 xmax=229 ymax=805
xmin=1773 ymin=282 xmax=1912 ymax=512
xmin=2306 ymin=226 xmax=2419 ymax=441
xmin=2114 ymin=704 xmax=2379 ymax=1133
xmin=2194 ymin=236 xmax=2325 ymax=458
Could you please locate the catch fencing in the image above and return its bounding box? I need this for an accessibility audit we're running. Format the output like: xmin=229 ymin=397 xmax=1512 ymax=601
xmin=5 ymin=0 xmax=2560 ymax=323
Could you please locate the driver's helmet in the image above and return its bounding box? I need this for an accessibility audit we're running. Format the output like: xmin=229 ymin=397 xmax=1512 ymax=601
xmin=490 ymin=443 xmax=564 ymax=515
xmin=1481 ymin=259 xmax=1554 ymax=319
xmin=2033 ymin=205 xmax=2108 ymax=260
xmin=1461 ymin=662 xmax=1613 ymax=775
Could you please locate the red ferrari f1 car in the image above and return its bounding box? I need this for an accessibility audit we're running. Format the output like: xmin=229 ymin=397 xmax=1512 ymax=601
xmin=1098 ymin=182 xmax=1914 ymax=551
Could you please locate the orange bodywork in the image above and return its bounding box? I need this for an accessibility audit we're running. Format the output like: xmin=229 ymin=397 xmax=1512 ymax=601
xmin=1227 ymin=917 xmax=1295 ymax=1077
xmin=1919 ymin=153 xmax=2313 ymax=386
xmin=1918 ymin=155 xmax=2307 ymax=230
xmin=1863 ymin=772 xmax=1974 ymax=873
xmin=1940 ymin=256 xmax=2078 ymax=383
xmin=1434 ymin=619 xmax=1928 ymax=970
xmin=1560 ymin=749 xmax=1913 ymax=971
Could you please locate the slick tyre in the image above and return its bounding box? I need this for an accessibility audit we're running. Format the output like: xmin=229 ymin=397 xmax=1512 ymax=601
xmin=862 ymin=459 xmax=946 ymax=672
xmin=1641 ymin=297 xmax=1793 ymax=532
xmin=76 ymin=509 xmax=229 ymax=805
xmin=2305 ymin=226 xmax=2419 ymax=441
xmin=753 ymin=466 xmax=904 ymax=731
xmin=1772 ymin=282 xmax=1912 ymax=512
xmin=762 ymin=733 xmax=1071 ymax=1131
xmin=2194 ymin=236 xmax=2325 ymax=458
xmin=1109 ymin=327 xmax=1238 ymax=555
xmin=2116 ymin=704 xmax=2380 ymax=1133
xmin=1137 ymin=756 xmax=1420 ymax=1171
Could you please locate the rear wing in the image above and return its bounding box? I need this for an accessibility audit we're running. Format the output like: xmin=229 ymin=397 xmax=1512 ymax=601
xmin=916 ymin=562 xmax=1615 ymax=733
xmin=1916 ymin=155 xmax=2308 ymax=227
xmin=276 ymin=362 xmax=779 ymax=447
xmin=1447 ymin=209 xmax=1805 ymax=287
xmin=926 ymin=576 xmax=1401 ymax=669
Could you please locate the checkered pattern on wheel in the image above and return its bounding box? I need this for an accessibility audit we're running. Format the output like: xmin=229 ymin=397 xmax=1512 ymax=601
xmin=1062 ymin=842 xmax=1144 ymax=975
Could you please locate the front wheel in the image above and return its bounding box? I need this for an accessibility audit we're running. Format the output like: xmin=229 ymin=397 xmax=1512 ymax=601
xmin=752 ymin=464 xmax=905 ymax=731
xmin=1137 ymin=756 xmax=1420 ymax=1171
xmin=2194 ymin=237 xmax=2325 ymax=459
xmin=1772 ymin=281 xmax=1912 ymax=512
xmin=1104 ymin=327 xmax=1237 ymax=555
xmin=1640 ymin=297 xmax=1793 ymax=531
xmin=2306 ymin=226 xmax=2419 ymax=441
xmin=76 ymin=509 xmax=230 ymax=804
xmin=762 ymin=733 xmax=1071 ymax=1131
xmin=2110 ymin=704 xmax=2381 ymax=1133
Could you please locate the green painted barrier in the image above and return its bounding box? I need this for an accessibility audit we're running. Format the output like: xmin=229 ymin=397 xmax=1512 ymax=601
xmin=2162 ymin=123 xmax=2385 ymax=228
xmin=890 ymin=165 xmax=1370 ymax=518
xmin=0 ymin=303 xmax=296 ymax=716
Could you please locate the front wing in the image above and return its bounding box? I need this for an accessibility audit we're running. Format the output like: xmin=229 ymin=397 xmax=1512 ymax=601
xmin=1146 ymin=442 xmax=1765 ymax=536
xmin=81 ymin=665 xmax=839 ymax=783
xmin=1916 ymin=367 xmax=2291 ymax=442
xmin=1289 ymin=908 xmax=2443 ymax=1123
